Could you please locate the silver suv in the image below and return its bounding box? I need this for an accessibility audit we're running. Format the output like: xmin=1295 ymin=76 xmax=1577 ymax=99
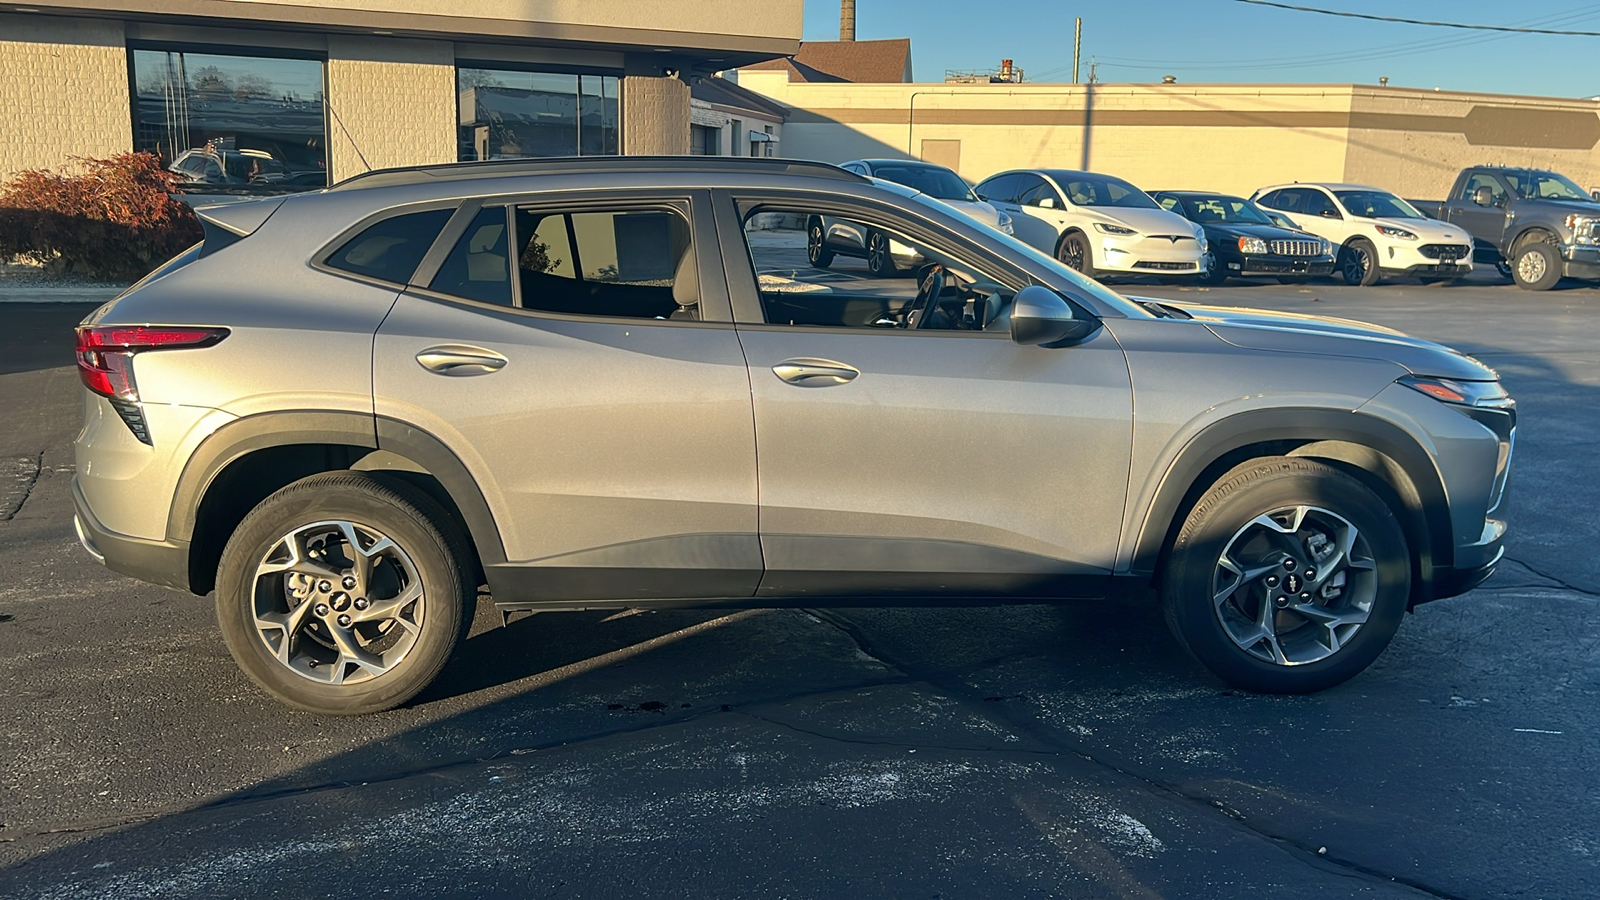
xmin=73 ymin=157 xmax=1514 ymax=714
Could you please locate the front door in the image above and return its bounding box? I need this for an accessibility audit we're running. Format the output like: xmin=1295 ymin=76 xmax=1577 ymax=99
xmin=1445 ymin=172 xmax=1512 ymax=261
xmin=373 ymin=193 xmax=761 ymax=604
xmin=723 ymin=191 xmax=1133 ymax=600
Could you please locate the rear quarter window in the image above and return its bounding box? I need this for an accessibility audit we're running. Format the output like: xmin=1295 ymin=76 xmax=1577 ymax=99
xmin=326 ymin=208 xmax=455 ymax=285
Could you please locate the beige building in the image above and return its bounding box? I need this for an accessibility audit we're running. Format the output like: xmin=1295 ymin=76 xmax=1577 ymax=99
xmin=737 ymin=70 xmax=1600 ymax=200
xmin=1 ymin=1 xmax=801 ymax=189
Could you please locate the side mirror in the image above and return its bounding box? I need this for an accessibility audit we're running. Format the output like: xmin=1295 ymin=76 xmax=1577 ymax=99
xmin=1472 ymin=186 xmax=1495 ymax=207
xmin=1037 ymin=197 xmax=1058 ymax=210
xmin=1591 ymin=189 xmax=1600 ymax=202
xmin=1319 ymin=207 xmax=1342 ymax=219
xmin=1011 ymin=285 xmax=1097 ymax=347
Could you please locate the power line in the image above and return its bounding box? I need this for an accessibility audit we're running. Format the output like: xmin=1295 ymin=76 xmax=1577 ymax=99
xmin=1232 ymin=0 xmax=1600 ymax=35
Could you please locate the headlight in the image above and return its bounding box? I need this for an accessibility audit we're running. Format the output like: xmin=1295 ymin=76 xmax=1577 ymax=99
xmin=1237 ymin=236 xmax=1269 ymax=254
xmin=1194 ymin=228 xmax=1208 ymax=252
xmin=1374 ymin=225 xmax=1417 ymax=240
xmin=1565 ymin=213 xmax=1598 ymax=245
xmin=1398 ymin=375 xmax=1511 ymax=409
xmin=996 ymin=210 xmax=1014 ymax=235
xmin=1320 ymin=238 xmax=1333 ymax=255
xmin=1094 ymin=222 xmax=1137 ymax=236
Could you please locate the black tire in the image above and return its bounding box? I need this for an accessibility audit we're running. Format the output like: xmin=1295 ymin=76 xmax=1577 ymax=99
xmin=1494 ymin=261 xmax=1514 ymax=282
xmin=1057 ymin=231 xmax=1096 ymax=279
xmin=866 ymin=230 xmax=898 ymax=277
xmin=215 ymin=471 xmax=475 ymax=715
xmin=806 ymin=219 xmax=833 ymax=269
xmin=1160 ymin=457 xmax=1410 ymax=694
xmin=1511 ymin=240 xmax=1561 ymax=291
xmin=1339 ymin=238 xmax=1381 ymax=286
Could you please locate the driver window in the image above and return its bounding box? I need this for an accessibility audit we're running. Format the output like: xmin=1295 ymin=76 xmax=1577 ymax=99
xmin=1019 ymin=182 xmax=1062 ymax=209
xmin=1302 ymin=191 xmax=1339 ymax=218
xmin=740 ymin=205 xmax=1013 ymax=333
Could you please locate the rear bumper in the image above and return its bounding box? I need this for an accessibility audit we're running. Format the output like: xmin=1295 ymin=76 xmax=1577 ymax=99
xmin=72 ymin=476 xmax=191 ymax=592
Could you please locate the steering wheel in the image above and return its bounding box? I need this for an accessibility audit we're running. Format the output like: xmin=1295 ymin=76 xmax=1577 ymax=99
xmin=905 ymin=264 xmax=945 ymax=329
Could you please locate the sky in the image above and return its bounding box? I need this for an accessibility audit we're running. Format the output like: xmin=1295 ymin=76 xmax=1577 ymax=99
xmin=800 ymin=0 xmax=1600 ymax=98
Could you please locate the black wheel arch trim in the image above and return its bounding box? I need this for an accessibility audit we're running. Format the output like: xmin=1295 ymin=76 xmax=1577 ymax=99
xmin=1130 ymin=407 xmax=1452 ymax=599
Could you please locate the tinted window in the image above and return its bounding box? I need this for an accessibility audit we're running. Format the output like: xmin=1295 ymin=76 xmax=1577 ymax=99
xmin=514 ymin=207 xmax=694 ymax=320
xmin=1462 ymin=173 xmax=1507 ymax=202
xmin=1303 ymin=191 xmax=1340 ymax=218
xmin=870 ymin=164 xmax=975 ymax=201
xmin=1019 ymin=181 xmax=1063 ymax=208
xmin=430 ymin=207 xmax=512 ymax=306
xmin=1057 ymin=175 xmax=1160 ymax=209
xmin=326 ymin=208 xmax=453 ymax=284
xmin=976 ymin=173 xmax=1022 ymax=203
xmin=1258 ymin=189 xmax=1302 ymax=212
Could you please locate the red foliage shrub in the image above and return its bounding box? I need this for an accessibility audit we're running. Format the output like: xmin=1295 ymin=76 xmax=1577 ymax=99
xmin=0 ymin=152 xmax=203 ymax=281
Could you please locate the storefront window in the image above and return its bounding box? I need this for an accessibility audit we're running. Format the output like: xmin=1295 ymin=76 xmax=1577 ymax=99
xmin=458 ymin=66 xmax=620 ymax=161
xmin=131 ymin=47 xmax=328 ymax=192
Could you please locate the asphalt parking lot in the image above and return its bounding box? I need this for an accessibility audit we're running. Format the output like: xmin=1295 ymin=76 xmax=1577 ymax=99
xmin=2 ymin=270 xmax=1597 ymax=899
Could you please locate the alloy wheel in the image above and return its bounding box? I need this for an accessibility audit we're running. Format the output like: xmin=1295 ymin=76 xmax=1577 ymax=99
xmin=807 ymin=225 xmax=824 ymax=263
xmin=1210 ymin=505 xmax=1377 ymax=666
xmin=1060 ymin=236 xmax=1086 ymax=271
xmin=251 ymin=519 xmax=424 ymax=685
xmin=1342 ymin=247 xmax=1371 ymax=283
xmin=1518 ymin=248 xmax=1547 ymax=284
xmin=868 ymin=233 xmax=889 ymax=272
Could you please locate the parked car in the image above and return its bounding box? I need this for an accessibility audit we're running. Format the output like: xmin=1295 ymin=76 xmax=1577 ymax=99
xmin=1252 ymin=183 xmax=1473 ymax=286
xmin=1409 ymin=166 xmax=1600 ymax=291
xmin=1151 ymin=191 xmax=1335 ymax=284
xmin=974 ymin=169 xmax=1207 ymax=280
xmin=809 ymin=159 xmax=1011 ymax=276
xmin=74 ymin=156 xmax=1512 ymax=714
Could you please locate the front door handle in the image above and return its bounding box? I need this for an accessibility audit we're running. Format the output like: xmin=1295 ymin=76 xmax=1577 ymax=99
xmin=772 ymin=358 xmax=859 ymax=387
xmin=416 ymin=344 xmax=508 ymax=377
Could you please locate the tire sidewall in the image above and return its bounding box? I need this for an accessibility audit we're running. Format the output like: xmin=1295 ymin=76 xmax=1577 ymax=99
xmin=1162 ymin=459 xmax=1410 ymax=693
xmin=1058 ymin=231 xmax=1094 ymax=278
xmin=806 ymin=219 xmax=832 ymax=268
xmin=215 ymin=474 xmax=469 ymax=715
xmin=867 ymin=231 xmax=896 ymax=277
xmin=1340 ymin=239 xmax=1380 ymax=286
xmin=1512 ymin=242 xmax=1561 ymax=291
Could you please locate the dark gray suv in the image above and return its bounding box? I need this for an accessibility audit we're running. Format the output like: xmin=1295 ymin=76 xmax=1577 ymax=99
xmin=72 ymin=157 xmax=1514 ymax=714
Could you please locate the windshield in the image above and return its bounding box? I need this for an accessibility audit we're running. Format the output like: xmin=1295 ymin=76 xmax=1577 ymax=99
xmin=1333 ymin=190 xmax=1424 ymax=220
xmin=1504 ymin=169 xmax=1591 ymax=201
xmin=872 ymin=164 xmax=978 ymax=202
xmin=904 ymin=191 xmax=1148 ymax=318
xmin=1052 ymin=174 xmax=1161 ymax=209
xmin=1169 ymin=195 xmax=1272 ymax=225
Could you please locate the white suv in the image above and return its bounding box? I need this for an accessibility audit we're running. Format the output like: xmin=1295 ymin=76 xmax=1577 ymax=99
xmin=1252 ymin=183 xmax=1473 ymax=286
xmin=975 ymin=169 xmax=1207 ymax=280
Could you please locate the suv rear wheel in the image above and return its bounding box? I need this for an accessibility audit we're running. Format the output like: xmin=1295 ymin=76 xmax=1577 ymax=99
xmin=215 ymin=472 xmax=474 ymax=715
xmin=1160 ymin=457 xmax=1409 ymax=693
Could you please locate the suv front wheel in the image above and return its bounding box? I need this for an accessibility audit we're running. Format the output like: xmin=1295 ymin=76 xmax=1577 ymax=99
xmin=215 ymin=472 xmax=475 ymax=715
xmin=1160 ymin=458 xmax=1409 ymax=693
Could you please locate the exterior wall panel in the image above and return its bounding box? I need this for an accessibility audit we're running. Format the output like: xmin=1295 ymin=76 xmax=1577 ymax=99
xmin=325 ymin=36 xmax=456 ymax=181
xmin=0 ymin=14 xmax=131 ymax=180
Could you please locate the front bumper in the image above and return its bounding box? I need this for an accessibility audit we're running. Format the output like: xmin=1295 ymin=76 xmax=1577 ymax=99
xmin=1228 ymin=254 xmax=1336 ymax=278
xmin=1561 ymin=244 xmax=1600 ymax=281
xmin=72 ymin=476 xmax=191 ymax=592
xmin=1098 ymin=233 xmax=1205 ymax=275
xmin=1393 ymin=262 xmax=1472 ymax=278
xmin=1429 ymin=518 xmax=1506 ymax=603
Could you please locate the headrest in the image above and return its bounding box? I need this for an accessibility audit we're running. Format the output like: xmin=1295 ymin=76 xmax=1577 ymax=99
xmin=672 ymin=248 xmax=698 ymax=308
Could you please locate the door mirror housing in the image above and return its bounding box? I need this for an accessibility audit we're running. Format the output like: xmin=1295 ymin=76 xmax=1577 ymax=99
xmin=1037 ymin=197 xmax=1058 ymax=210
xmin=1472 ymin=185 xmax=1495 ymax=207
xmin=1318 ymin=207 xmax=1342 ymax=219
xmin=1010 ymin=285 xmax=1097 ymax=347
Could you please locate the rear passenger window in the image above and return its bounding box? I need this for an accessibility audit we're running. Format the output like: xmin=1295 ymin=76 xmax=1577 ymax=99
xmin=513 ymin=206 xmax=696 ymax=320
xmin=326 ymin=208 xmax=452 ymax=285
xmin=429 ymin=206 xmax=511 ymax=306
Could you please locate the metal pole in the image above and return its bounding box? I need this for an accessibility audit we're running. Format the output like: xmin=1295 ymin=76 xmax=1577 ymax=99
xmin=1073 ymin=18 xmax=1082 ymax=85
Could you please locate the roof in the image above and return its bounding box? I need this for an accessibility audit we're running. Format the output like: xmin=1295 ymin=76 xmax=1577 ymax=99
xmin=743 ymin=39 xmax=912 ymax=83
xmin=327 ymin=156 xmax=863 ymax=192
xmin=691 ymin=76 xmax=789 ymax=119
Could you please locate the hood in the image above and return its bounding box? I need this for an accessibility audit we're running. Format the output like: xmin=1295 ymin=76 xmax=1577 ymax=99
xmin=1203 ymin=221 xmax=1322 ymax=243
xmin=1366 ymin=216 xmax=1469 ymax=242
xmin=1520 ymin=196 xmax=1600 ymax=216
xmin=939 ymin=198 xmax=1001 ymax=228
xmin=1083 ymin=206 xmax=1199 ymax=238
xmin=1146 ymin=300 xmax=1496 ymax=380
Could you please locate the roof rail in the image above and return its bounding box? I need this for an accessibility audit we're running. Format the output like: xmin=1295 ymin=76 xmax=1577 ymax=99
xmin=328 ymin=156 xmax=867 ymax=192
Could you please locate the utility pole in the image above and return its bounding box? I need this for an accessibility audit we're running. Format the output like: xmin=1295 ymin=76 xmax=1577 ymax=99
xmin=1073 ymin=18 xmax=1082 ymax=84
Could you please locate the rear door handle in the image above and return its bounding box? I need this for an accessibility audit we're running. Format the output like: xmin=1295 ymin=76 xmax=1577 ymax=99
xmin=772 ymin=358 xmax=859 ymax=387
xmin=416 ymin=344 xmax=507 ymax=377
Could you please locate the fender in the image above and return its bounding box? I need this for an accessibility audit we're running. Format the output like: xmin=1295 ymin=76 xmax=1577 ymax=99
xmin=1127 ymin=407 xmax=1452 ymax=584
xmin=374 ymin=417 xmax=507 ymax=568
xmin=166 ymin=410 xmax=377 ymax=545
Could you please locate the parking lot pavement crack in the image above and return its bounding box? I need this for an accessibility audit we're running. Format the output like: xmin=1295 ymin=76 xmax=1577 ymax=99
xmin=1 ymin=452 xmax=43 ymax=521
xmin=1500 ymin=557 xmax=1600 ymax=599
xmin=804 ymin=609 xmax=1462 ymax=900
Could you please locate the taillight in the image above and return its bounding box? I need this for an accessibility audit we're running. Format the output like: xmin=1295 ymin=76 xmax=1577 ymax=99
xmin=75 ymin=325 xmax=228 ymax=444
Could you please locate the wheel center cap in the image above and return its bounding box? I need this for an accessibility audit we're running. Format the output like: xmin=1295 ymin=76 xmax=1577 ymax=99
xmin=1283 ymin=573 xmax=1303 ymax=593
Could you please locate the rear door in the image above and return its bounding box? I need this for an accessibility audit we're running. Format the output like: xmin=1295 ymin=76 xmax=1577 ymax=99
xmin=373 ymin=191 xmax=760 ymax=604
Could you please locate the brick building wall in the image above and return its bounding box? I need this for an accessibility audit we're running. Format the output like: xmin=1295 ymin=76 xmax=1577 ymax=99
xmin=623 ymin=74 xmax=690 ymax=155
xmin=0 ymin=14 xmax=132 ymax=180
xmin=325 ymin=36 xmax=457 ymax=181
